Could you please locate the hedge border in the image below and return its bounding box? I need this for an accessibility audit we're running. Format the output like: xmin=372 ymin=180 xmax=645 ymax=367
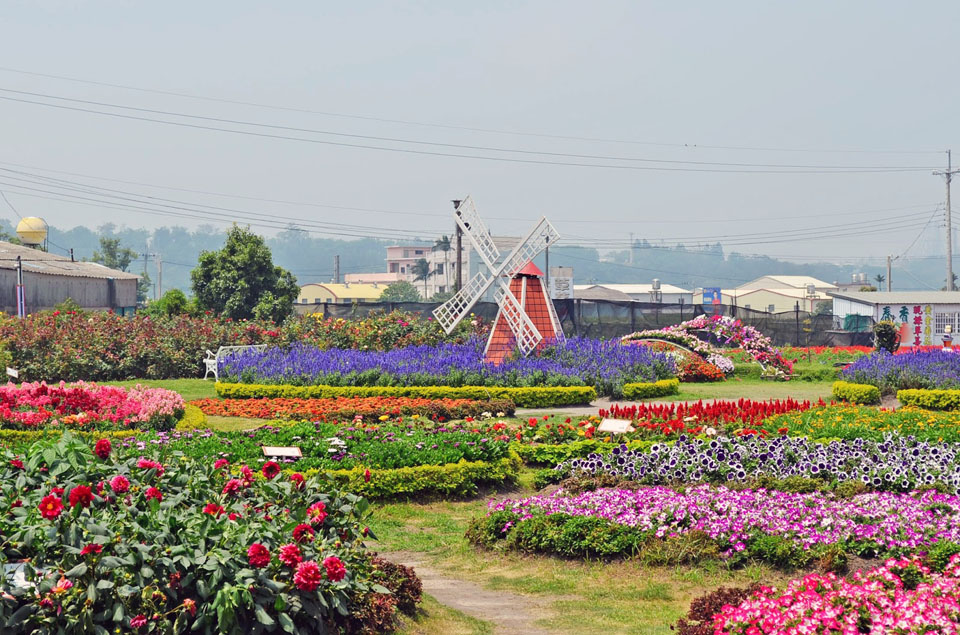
xmin=832 ymin=381 xmax=881 ymax=405
xmin=215 ymin=383 xmax=596 ymax=408
xmin=621 ymin=378 xmax=680 ymax=400
xmin=897 ymin=389 xmax=960 ymax=411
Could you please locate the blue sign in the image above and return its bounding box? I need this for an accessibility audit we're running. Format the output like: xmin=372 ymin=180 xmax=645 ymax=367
xmin=702 ymin=287 xmax=722 ymax=305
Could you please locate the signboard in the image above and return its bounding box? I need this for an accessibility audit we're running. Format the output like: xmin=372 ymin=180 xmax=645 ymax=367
xmin=262 ymin=446 xmax=302 ymax=458
xmin=5 ymin=367 xmax=18 ymax=379
xmin=597 ymin=418 xmax=634 ymax=434
xmin=702 ymin=287 xmax=721 ymax=305
xmin=549 ymin=267 xmax=574 ymax=299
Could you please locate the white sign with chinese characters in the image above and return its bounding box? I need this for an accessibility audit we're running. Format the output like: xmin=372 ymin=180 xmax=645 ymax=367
xmin=597 ymin=418 xmax=634 ymax=434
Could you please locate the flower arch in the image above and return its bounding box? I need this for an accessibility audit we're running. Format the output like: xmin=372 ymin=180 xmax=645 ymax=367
xmin=622 ymin=315 xmax=792 ymax=378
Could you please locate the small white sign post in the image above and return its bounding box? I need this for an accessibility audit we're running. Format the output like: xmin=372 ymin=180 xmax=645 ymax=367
xmin=262 ymin=446 xmax=302 ymax=458
xmin=5 ymin=367 xmax=18 ymax=379
xmin=597 ymin=418 xmax=635 ymax=434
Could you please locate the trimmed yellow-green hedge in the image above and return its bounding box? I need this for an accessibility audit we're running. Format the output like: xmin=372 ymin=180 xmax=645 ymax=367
xmin=215 ymin=383 xmax=596 ymax=408
xmin=621 ymin=378 xmax=680 ymax=400
xmin=298 ymin=451 xmax=522 ymax=499
xmin=832 ymin=381 xmax=881 ymax=405
xmin=897 ymin=389 xmax=960 ymax=411
xmin=175 ymin=404 xmax=207 ymax=430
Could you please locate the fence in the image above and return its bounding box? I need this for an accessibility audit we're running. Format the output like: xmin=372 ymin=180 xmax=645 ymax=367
xmin=293 ymin=299 xmax=875 ymax=347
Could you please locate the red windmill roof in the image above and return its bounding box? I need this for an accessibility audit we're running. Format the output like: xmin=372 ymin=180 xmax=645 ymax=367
xmin=514 ymin=262 xmax=544 ymax=277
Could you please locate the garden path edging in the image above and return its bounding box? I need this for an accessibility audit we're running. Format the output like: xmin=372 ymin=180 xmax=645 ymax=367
xmin=379 ymin=550 xmax=553 ymax=635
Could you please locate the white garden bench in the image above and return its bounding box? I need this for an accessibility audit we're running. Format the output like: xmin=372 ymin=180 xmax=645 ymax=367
xmin=203 ymin=345 xmax=267 ymax=381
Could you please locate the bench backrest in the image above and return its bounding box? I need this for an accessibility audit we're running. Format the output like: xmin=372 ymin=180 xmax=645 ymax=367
xmin=215 ymin=344 xmax=268 ymax=361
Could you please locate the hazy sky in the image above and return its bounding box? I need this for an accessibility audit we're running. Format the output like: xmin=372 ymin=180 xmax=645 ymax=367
xmin=1 ymin=0 xmax=958 ymax=266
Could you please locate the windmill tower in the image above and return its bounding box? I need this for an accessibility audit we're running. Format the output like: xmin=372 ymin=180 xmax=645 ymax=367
xmin=432 ymin=196 xmax=564 ymax=363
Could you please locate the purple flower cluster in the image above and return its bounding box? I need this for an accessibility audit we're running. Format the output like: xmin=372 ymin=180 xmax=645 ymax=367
xmin=841 ymin=349 xmax=960 ymax=391
xmin=557 ymin=434 xmax=960 ymax=492
xmin=220 ymin=337 xmax=675 ymax=396
xmin=491 ymin=485 xmax=960 ymax=554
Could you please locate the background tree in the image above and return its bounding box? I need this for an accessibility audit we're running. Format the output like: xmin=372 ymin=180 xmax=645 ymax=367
xmin=90 ymin=236 xmax=151 ymax=304
xmin=429 ymin=290 xmax=454 ymax=303
xmin=378 ymin=281 xmax=421 ymax=303
xmin=433 ymin=235 xmax=451 ymax=292
xmin=141 ymin=289 xmax=195 ymax=317
xmin=190 ymin=225 xmax=299 ymax=322
xmin=411 ymin=258 xmax=431 ymax=298
xmin=874 ymin=273 xmax=885 ymax=287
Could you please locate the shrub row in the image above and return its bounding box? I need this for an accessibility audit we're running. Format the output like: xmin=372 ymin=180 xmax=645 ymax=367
xmin=621 ymin=378 xmax=680 ymax=400
xmin=215 ymin=383 xmax=597 ymax=408
xmin=0 ymin=405 xmax=207 ymax=446
xmin=512 ymin=439 xmax=655 ymax=467
xmin=831 ymin=380 xmax=881 ymax=405
xmin=898 ymin=389 xmax=960 ymax=411
xmin=190 ymin=397 xmax=516 ymax=421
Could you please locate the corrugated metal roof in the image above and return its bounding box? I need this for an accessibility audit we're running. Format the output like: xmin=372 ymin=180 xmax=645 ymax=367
xmin=0 ymin=242 xmax=140 ymax=280
xmin=828 ymin=291 xmax=960 ymax=304
xmin=574 ymin=285 xmax=633 ymax=301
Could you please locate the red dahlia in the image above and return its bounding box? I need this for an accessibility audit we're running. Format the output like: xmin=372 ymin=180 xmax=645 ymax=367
xmin=262 ymin=461 xmax=281 ymax=480
xmin=222 ymin=479 xmax=243 ymax=496
xmin=247 ymin=543 xmax=271 ymax=568
xmin=293 ymin=560 xmax=323 ymax=591
xmin=38 ymin=494 xmax=63 ymax=519
xmin=80 ymin=543 xmax=103 ymax=556
xmin=94 ymin=438 xmax=112 ymax=459
xmin=213 ymin=458 xmax=229 ymax=470
xmin=109 ymin=475 xmax=130 ymax=494
xmin=290 ymin=473 xmax=305 ymax=489
xmin=9 ymin=458 xmax=23 ymax=470
xmin=323 ymin=556 xmax=346 ymax=582
xmin=145 ymin=487 xmax=163 ymax=502
xmin=278 ymin=543 xmax=302 ymax=567
xmin=68 ymin=485 xmax=94 ymax=508
xmin=292 ymin=523 xmax=315 ymax=543
xmin=307 ymin=502 xmax=327 ymax=525
xmin=203 ymin=503 xmax=225 ymax=517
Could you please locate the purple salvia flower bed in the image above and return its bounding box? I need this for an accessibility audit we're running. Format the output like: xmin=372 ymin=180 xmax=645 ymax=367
xmin=841 ymin=349 xmax=960 ymax=392
xmin=220 ymin=337 xmax=675 ymax=397
xmin=490 ymin=485 xmax=960 ymax=554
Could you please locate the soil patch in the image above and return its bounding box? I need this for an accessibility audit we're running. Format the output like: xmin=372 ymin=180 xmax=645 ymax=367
xmin=379 ymin=550 xmax=554 ymax=635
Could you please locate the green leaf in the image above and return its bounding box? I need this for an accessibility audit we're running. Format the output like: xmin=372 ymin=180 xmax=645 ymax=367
xmin=278 ymin=613 xmax=295 ymax=633
xmin=86 ymin=583 xmax=97 ymax=603
xmin=65 ymin=563 xmax=88 ymax=577
xmin=254 ymin=604 xmax=275 ymax=626
xmin=370 ymin=584 xmax=391 ymax=594
xmin=6 ymin=603 xmax=35 ymax=627
xmin=140 ymin=565 xmax=154 ymax=578
xmin=96 ymin=579 xmax=115 ymax=590
xmin=100 ymin=556 xmax=125 ymax=568
xmin=112 ymin=602 xmax=124 ymax=622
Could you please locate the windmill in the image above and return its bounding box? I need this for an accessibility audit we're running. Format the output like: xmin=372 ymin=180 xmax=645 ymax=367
xmin=433 ymin=196 xmax=564 ymax=362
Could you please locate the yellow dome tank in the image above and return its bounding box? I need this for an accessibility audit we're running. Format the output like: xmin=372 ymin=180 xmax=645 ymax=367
xmin=15 ymin=217 xmax=48 ymax=246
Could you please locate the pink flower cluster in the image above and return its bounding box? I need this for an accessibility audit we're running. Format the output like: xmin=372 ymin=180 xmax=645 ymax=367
xmin=714 ymin=554 xmax=960 ymax=633
xmin=0 ymin=381 xmax=183 ymax=429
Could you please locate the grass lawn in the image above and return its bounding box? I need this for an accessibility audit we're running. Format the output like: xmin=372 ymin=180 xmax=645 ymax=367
xmin=666 ymin=377 xmax=834 ymax=403
xmin=105 ymin=378 xmax=217 ymax=402
xmin=373 ymin=473 xmax=789 ymax=635
xmin=397 ymin=595 xmax=493 ymax=635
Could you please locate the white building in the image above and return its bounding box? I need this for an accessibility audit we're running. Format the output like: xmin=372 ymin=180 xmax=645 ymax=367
xmin=574 ymin=283 xmax=692 ymax=304
xmin=829 ymin=291 xmax=960 ymax=347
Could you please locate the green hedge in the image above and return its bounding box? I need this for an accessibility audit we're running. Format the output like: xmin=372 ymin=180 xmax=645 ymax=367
xmin=512 ymin=439 xmax=656 ymax=466
xmin=300 ymin=451 xmax=522 ymax=500
xmin=215 ymin=382 xmax=596 ymax=408
xmin=621 ymin=378 xmax=680 ymax=400
xmin=832 ymin=381 xmax=881 ymax=405
xmin=897 ymin=389 xmax=960 ymax=411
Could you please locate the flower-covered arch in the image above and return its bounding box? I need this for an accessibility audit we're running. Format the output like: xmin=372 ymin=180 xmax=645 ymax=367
xmin=622 ymin=315 xmax=793 ymax=378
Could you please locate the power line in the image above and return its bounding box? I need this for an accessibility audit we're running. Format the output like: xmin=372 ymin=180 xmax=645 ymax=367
xmin=0 ymin=91 xmax=939 ymax=174
xmin=0 ymin=190 xmax=22 ymax=220
xmin=0 ymin=65 xmax=942 ymax=156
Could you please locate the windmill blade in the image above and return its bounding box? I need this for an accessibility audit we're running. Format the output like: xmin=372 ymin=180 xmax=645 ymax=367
xmin=454 ymin=196 xmax=500 ymax=269
xmin=496 ymin=217 xmax=560 ymax=278
xmin=432 ymin=270 xmax=495 ymax=334
xmin=491 ymin=281 xmax=543 ymax=356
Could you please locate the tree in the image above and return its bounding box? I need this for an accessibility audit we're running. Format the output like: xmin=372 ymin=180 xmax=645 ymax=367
xmin=874 ymin=274 xmax=885 ymax=287
xmin=378 ymin=281 xmax=421 ymax=303
xmin=190 ymin=225 xmax=299 ymax=322
xmin=411 ymin=258 xmax=431 ymax=298
xmin=944 ymin=273 xmax=959 ymax=291
xmin=142 ymin=289 xmax=195 ymax=317
xmin=433 ymin=235 xmax=451 ymax=292
xmin=91 ymin=237 xmax=137 ymax=272
xmin=429 ymin=290 xmax=454 ymax=303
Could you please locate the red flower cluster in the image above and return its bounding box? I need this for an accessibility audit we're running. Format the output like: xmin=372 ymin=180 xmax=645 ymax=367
xmin=278 ymin=543 xmax=302 ymax=568
xmin=599 ymin=399 xmax=822 ymax=437
xmin=293 ymin=560 xmax=323 ymax=591
xmin=293 ymin=523 xmax=315 ymax=543
xmin=145 ymin=487 xmax=163 ymax=502
xmin=247 ymin=543 xmax=271 ymax=568
xmin=38 ymin=494 xmax=63 ymax=519
xmin=261 ymin=461 xmax=281 ymax=480
xmin=323 ymin=556 xmax=346 ymax=582
xmin=94 ymin=438 xmax=112 ymax=459
xmin=307 ymin=502 xmax=327 ymax=525
xmin=203 ymin=503 xmax=225 ymax=517
xmin=109 ymin=475 xmax=130 ymax=494
xmin=68 ymin=485 xmax=93 ymax=508
xmin=80 ymin=543 xmax=102 ymax=556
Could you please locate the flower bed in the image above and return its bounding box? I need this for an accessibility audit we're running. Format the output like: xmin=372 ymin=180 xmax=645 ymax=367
xmin=190 ymin=396 xmax=516 ymax=421
xmin=472 ymin=485 xmax=960 ymax=562
xmin=0 ymin=433 xmax=420 ymax=633
xmin=761 ymin=405 xmax=960 ymax=442
xmin=841 ymin=349 xmax=960 ymax=392
xmin=709 ymin=555 xmax=960 ymax=634
xmin=0 ymin=309 xmax=482 ymax=381
xmin=0 ymin=381 xmax=184 ymax=431
xmin=553 ymin=433 xmax=960 ymax=491
xmin=220 ymin=338 xmax=676 ymax=398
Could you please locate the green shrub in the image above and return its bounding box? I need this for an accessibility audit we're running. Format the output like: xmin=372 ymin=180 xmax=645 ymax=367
xmin=466 ymin=511 xmax=646 ymax=558
xmin=176 ymin=403 xmax=207 ymax=429
xmin=215 ymin=383 xmax=597 ymax=408
xmin=622 ymin=378 xmax=680 ymax=400
xmin=832 ymin=381 xmax=881 ymax=405
xmin=873 ymin=320 xmax=900 ymax=353
xmin=511 ymin=439 xmax=656 ymax=466
xmin=898 ymin=389 xmax=960 ymax=411
xmin=924 ymin=541 xmax=960 ymax=572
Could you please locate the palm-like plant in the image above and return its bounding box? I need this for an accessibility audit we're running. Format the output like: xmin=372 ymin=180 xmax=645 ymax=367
xmin=433 ymin=235 xmax=451 ymax=292
xmin=412 ymin=258 xmax=431 ymax=299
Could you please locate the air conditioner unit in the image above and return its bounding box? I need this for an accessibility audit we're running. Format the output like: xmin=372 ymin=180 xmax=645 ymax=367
xmin=652 ymin=278 xmax=661 ymax=290
xmin=806 ymin=284 xmax=816 ymax=296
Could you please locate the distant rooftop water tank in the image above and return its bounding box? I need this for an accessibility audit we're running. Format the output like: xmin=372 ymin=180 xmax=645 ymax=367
xmin=16 ymin=217 xmax=48 ymax=246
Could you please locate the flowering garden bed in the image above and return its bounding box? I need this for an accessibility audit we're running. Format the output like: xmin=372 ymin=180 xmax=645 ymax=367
xmin=842 ymin=348 xmax=960 ymax=392
xmin=0 ymin=433 xmax=421 ymax=633
xmin=219 ymin=338 xmax=676 ymax=398
xmin=0 ymin=381 xmax=184 ymax=431
xmin=189 ymin=396 xmax=515 ymax=421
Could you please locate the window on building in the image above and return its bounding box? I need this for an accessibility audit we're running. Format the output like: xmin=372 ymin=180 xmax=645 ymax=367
xmin=935 ymin=312 xmax=958 ymax=335
xmin=435 ymin=263 xmax=444 ymax=274
xmin=438 ymin=286 xmax=445 ymax=293
xmin=767 ymin=304 xmax=776 ymax=314
xmin=403 ymin=250 xmax=410 ymax=258
xmin=400 ymin=266 xmax=406 ymax=273
xmin=415 ymin=250 xmax=423 ymax=255
xmin=314 ymin=298 xmax=321 ymax=304
xmin=744 ymin=304 xmax=751 ymax=310
xmin=389 ymin=263 xmax=398 ymax=273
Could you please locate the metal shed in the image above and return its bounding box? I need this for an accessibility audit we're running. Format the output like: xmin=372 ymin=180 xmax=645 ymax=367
xmin=0 ymin=242 xmax=139 ymax=314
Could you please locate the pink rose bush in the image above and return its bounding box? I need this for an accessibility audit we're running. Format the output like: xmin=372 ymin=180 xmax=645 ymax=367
xmin=713 ymin=555 xmax=960 ymax=634
xmin=0 ymin=381 xmax=184 ymax=431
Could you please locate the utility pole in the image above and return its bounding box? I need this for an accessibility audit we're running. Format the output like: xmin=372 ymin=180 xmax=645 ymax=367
xmin=545 ymin=244 xmax=550 ymax=296
xmin=156 ymin=253 xmax=162 ymax=300
xmin=333 ymin=255 xmax=340 ymax=283
xmin=15 ymin=255 xmax=24 ymax=318
xmin=629 ymin=232 xmax=634 ymax=265
xmin=452 ymin=199 xmax=463 ymax=292
xmin=887 ymin=255 xmax=892 ymax=292
xmin=935 ymin=150 xmax=960 ymax=291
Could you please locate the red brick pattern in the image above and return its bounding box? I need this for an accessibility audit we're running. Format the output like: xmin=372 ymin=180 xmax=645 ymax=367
xmin=484 ymin=274 xmax=561 ymax=364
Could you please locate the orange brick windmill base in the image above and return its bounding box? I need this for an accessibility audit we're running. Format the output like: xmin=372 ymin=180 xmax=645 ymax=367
xmin=484 ymin=262 xmax=563 ymax=365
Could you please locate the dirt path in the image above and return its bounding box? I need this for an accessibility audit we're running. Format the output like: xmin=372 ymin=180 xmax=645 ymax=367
xmin=379 ymin=550 xmax=554 ymax=635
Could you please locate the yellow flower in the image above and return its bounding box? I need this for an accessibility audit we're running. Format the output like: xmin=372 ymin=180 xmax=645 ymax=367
xmin=378 ymin=415 xmax=389 ymax=421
